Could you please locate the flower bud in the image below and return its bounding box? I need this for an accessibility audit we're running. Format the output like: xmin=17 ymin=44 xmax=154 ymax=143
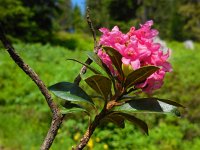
xmin=122 ymin=63 xmax=133 ymax=77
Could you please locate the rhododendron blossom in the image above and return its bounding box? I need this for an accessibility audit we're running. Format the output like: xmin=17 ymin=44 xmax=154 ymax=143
xmin=97 ymin=20 xmax=172 ymax=93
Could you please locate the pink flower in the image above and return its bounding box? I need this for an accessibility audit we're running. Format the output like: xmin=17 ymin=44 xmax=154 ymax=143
xmin=97 ymin=49 xmax=115 ymax=75
xmin=97 ymin=20 xmax=172 ymax=93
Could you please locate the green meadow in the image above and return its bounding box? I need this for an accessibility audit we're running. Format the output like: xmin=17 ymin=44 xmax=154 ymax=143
xmin=0 ymin=36 xmax=200 ymax=150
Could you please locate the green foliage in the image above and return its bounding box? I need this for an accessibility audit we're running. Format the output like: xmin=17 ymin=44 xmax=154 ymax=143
xmin=52 ymin=31 xmax=93 ymax=50
xmin=138 ymin=0 xmax=184 ymax=40
xmin=108 ymin=0 xmax=139 ymax=22
xmin=92 ymin=118 xmax=200 ymax=150
xmin=85 ymin=74 xmax=112 ymax=100
xmin=1 ymin=40 xmax=200 ymax=149
xmin=114 ymin=98 xmax=183 ymax=116
xmin=0 ymin=42 xmax=89 ymax=106
xmin=0 ymin=0 xmax=32 ymax=21
xmin=54 ymin=0 xmax=73 ymax=31
xmin=48 ymin=42 xmax=183 ymax=150
xmin=0 ymin=0 xmax=60 ymax=42
xmin=103 ymin=46 xmax=123 ymax=77
xmin=48 ymin=82 xmax=94 ymax=105
xmin=0 ymin=106 xmax=50 ymax=150
xmin=124 ymin=66 xmax=159 ymax=89
xmin=178 ymin=1 xmax=200 ymax=40
xmin=67 ymin=58 xmax=101 ymax=74
xmin=87 ymin=51 xmax=112 ymax=78
xmin=1 ymin=0 xmax=199 ymax=42
xmin=72 ymin=5 xmax=86 ymax=32
xmin=156 ymin=41 xmax=200 ymax=122
xmin=86 ymin=0 xmax=111 ymax=30
xmin=86 ymin=0 xmax=200 ymax=41
xmin=61 ymin=102 xmax=88 ymax=115
xmin=103 ymin=112 xmax=125 ymax=128
xmin=115 ymin=113 xmax=149 ymax=135
xmin=0 ymin=0 xmax=33 ymax=39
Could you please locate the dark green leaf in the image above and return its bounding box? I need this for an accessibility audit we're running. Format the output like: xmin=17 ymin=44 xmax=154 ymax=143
xmin=155 ymin=98 xmax=184 ymax=108
xmin=114 ymin=98 xmax=183 ymax=116
xmin=114 ymin=112 xmax=148 ymax=135
xmin=103 ymin=112 xmax=125 ymax=128
xmin=125 ymin=66 xmax=159 ymax=89
xmin=61 ymin=108 xmax=86 ymax=114
xmin=62 ymin=101 xmax=83 ymax=109
xmin=89 ymin=95 xmax=104 ymax=99
xmin=87 ymin=51 xmax=111 ymax=76
xmin=85 ymin=75 xmax=112 ymax=100
xmin=66 ymin=58 xmax=101 ymax=74
xmin=49 ymin=82 xmax=94 ymax=105
xmin=103 ymin=46 xmax=123 ymax=77
xmin=87 ymin=51 xmax=116 ymax=89
xmin=61 ymin=102 xmax=89 ymax=115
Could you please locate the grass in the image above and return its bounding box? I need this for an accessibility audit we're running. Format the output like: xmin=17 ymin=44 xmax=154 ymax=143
xmin=0 ymin=38 xmax=200 ymax=149
xmin=0 ymin=42 xmax=89 ymax=149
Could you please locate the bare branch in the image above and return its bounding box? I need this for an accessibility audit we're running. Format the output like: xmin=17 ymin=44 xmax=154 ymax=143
xmin=86 ymin=7 xmax=98 ymax=52
xmin=0 ymin=6 xmax=100 ymax=150
xmin=74 ymin=110 xmax=106 ymax=150
xmin=74 ymin=7 xmax=99 ymax=85
xmin=41 ymin=116 xmax=64 ymax=150
xmin=73 ymin=7 xmax=107 ymax=150
xmin=0 ymin=24 xmax=63 ymax=150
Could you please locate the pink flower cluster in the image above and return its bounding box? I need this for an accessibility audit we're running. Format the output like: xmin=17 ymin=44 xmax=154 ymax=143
xmin=98 ymin=20 xmax=172 ymax=93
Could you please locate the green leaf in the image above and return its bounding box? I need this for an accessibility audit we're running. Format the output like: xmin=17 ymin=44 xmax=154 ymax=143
xmin=87 ymin=51 xmax=111 ymax=76
xmin=61 ymin=108 xmax=86 ymax=114
xmin=85 ymin=75 xmax=112 ymax=100
xmin=103 ymin=46 xmax=123 ymax=77
xmin=66 ymin=58 xmax=101 ymax=74
xmin=124 ymin=66 xmax=159 ymax=89
xmin=114 ymin=98 xmax=183 ymax=116
xmin=61 ymin=102 xmax=89 ymax=115
xmin=49 ymin=82 xmax=94 ymax=105
xmin=62 ymin=101 xmax=84 ymax=109
xmin=103 ymin=112 xmax=125 ymax=128
xmin=114 ymin=112 xmax=148 ymax=135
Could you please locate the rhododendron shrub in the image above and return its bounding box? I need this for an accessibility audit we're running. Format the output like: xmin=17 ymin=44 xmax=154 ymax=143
xmin=98 ymin=20 xmax=172 ymax=93
xmin=49 ymin=20 xmax=184 ymax=149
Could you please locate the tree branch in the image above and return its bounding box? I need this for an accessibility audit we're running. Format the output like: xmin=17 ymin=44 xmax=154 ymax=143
xmin=74 ymin=109 xmax=107 ymax=150
xmin=38 ymin=7 xmax=99 ymax=149
xmin=72 ymin=7 xmax=107 ymax=150
xmin=0 ymin=24 xmax=63 ymax=150
xmin=42 ymin=8 xmax=100 ymax=147
xmin=74 ymin=7 xmax=99 ymax=85
xmin=86 ymin=7 xmax=98 ymax=52
xmin=0 ymin=6 xmax=99 ymax=150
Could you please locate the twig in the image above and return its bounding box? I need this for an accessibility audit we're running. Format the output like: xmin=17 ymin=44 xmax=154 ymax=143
xmin=74 ymin=100 xmax=120 ymax=149
xmin=41 ymin=8 xmax=100 ymax=146
xmin=40 ymin=116 xmax=64 ymax=150
xmin=75 ymin=110 xmax=106 ymax=150
xmin=43 ymin=6 xmax=99 ymax=149
xmin=0 ymin=6 xmax=99 ymax=150
xmin=41 ymin=7 xmax=99 ymax=146
xmin=74 ymin=7 xmax=99 ymax=85
xmin=86 ymin=7 xmax=98 ymax=52
xmin=73 ymin=7 xmax=105 ymax=150
xmin=0 ymin=24 xmax=63 ymax=150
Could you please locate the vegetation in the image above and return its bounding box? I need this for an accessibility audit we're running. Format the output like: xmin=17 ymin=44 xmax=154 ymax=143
xmin=0 ymin=0 xmax=200 ymax=149
xmin=87 ymin=0 xmax=200 ymax=41
xmin=0 ymin=0 xmax=200 ymax=43
xmin=0 ymin=38 xmax=200 ymax=149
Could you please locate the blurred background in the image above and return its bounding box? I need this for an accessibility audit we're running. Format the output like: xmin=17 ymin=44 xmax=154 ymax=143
xmin=0 ymin=0 xmax=200 ymax=149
